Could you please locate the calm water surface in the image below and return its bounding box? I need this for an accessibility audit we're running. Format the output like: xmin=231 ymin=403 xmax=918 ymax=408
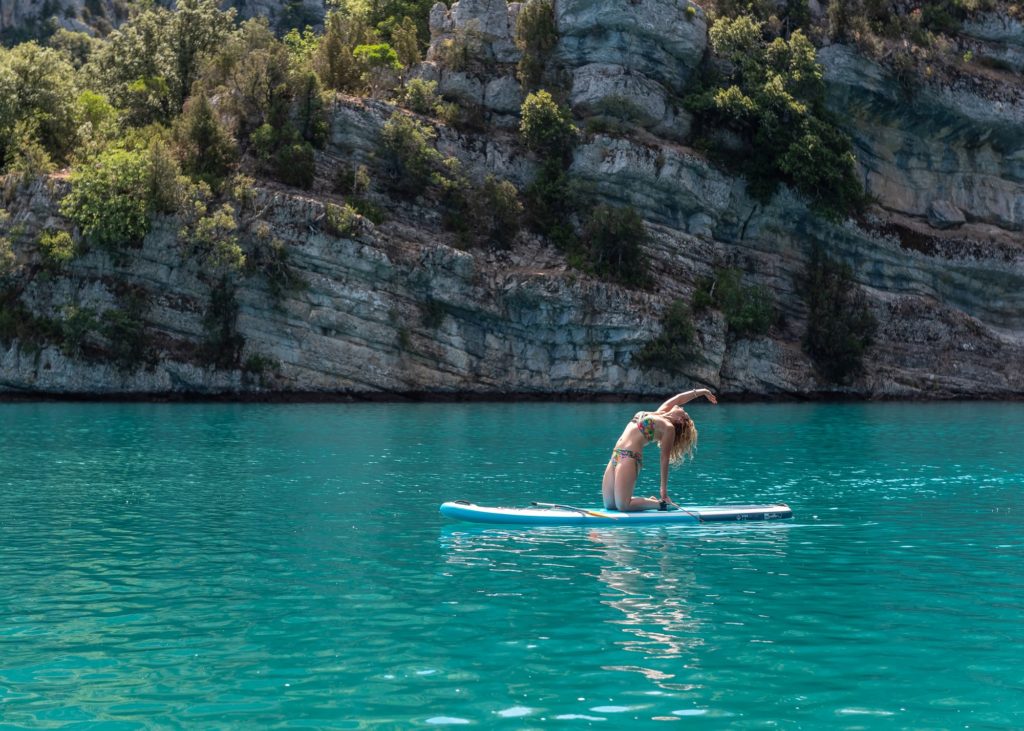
xmin=1 ymin=402 xmax=1022 ymax=729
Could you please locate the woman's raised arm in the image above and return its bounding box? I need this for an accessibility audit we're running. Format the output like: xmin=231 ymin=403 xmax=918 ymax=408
xmin=656 ymin=388 xmax=718 ymax=412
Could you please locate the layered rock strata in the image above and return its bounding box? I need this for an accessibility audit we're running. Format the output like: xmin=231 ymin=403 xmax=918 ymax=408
xmin=2 ymin=1 xmax=1024 ymax=399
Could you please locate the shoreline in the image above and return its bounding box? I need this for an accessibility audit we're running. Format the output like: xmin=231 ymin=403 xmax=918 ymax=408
xmin=1 ymin=390 xmax=1020 ymax=404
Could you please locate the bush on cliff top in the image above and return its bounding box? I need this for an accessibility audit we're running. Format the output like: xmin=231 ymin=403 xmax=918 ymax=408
xmin=687 ymin=16 xmax=865 ymax=219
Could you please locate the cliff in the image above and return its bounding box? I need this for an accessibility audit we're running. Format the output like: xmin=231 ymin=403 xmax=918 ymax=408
xmin=2 ymin=0 xmax=1023 ymax=399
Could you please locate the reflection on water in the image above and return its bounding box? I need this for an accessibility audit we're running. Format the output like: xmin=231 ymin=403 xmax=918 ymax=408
xmin=439 ymin=521 xmax=799 ymax=701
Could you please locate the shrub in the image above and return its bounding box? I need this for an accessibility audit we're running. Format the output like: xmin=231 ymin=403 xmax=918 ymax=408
xmin=37 ymin=229 xmax=76 ymax=268
xmin=61 ymin=147 xmax=153 ymax=251
xmin=515 ymin=0 xmax=557 ymax=89
xmin=354 ymin=43 xmax=402 ymax=96
xmin=100 ymin=288 xmax=152 ymax=372
xmin=251 ymin=123 xmax=317 ymax=189
xmin=520 ymin=90 xmax=578 ymax=163
xmin=348 ymin=197 xmax=385 ymax=224
xmin=4 ymin=122 xmax=56 ymax=183
xmin=58 ymin=305 xmax=98 ymax=358
xmin=0 ymin=236 xmax=15 ymax=277
xmin=379 ymin=112 xmax=445 ymax=196
xmin=247 ymin=229 xmax=303 ymax=302
xmin=314 ymin=9 xmax=374 ymax=93
xmin=524 ymin=159 xmax=579 ymax=249
xmin=402 ymin=78 xmax=442 ymax=115
xmin=189 ymin=203 xmax=245 ymax=274
xmin=175 ymin=94 xmax=238 ymax=189
xmin=799 ymin=247 xmax=877 ymax=384
xmin=693 ymin=268 xmax=775 ymax=337
xmin=582 ymin=204 xmax=649 ymax=288
xmin=687 ymin=18 xmax=864 ymax=218
xmin=333 ymin=163 xmax=371 ymax=195
xmin=634 ymin=300 xmax=697 ymax=374
xmin=476 ymin=176 xmax=523 ymax=248
xmin=324 ymin=202 xmax=361 ymax=237
xmin=202 ymin=277 xmax=243 ymax=368
xmin=391 ymin=16 xmax=421 ymax=69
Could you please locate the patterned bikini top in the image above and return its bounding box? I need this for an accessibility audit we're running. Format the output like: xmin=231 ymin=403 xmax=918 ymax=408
xmin=631 ymin=412 xmax=657 ymax=443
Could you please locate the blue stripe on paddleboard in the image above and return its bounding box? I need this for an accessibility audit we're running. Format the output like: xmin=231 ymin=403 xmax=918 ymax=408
xmin=439 ymin=501 xmax=792 ymax=526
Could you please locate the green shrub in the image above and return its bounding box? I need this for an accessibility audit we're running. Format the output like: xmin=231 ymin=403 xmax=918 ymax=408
xmin=175 ymin=94 xmax=238 ymax=189
xmin=251 ymin=123 xmax=317 ymax=189
xmin=191 ymin=204 xmax=245 ymax=274
xmin=515 ymin=0 xmax=557 ymax=90
xmin=402 ymin=78 xmax=442 ymax=115
xmin=37 ymin=229 xmax=76 ymax=268
xmin=379 ymin=112 xmax=446 ymax=196
xmin=476 ymin=176 xmax=523 ymax=248
xmin=353 ymin=42 xmax=402 ymax=96
xmin=100 ymin=288 xmax=151 ymax=372
xmin=438 ymin=21 xmax=486 ymax=73
xmin=348 ymin=197 xmax=385 ymax=224
xmin=202 ymin=277 xmax=243 ymax=368
xmin=582 ymin=204 xmax=649 ymax=288
xmin=58 ymin=305 xmax=98 ymax=358
xmin=324 ymin=202 xmax=361 ymax=237
xmin=520 ymin=90 xmax=578 ymax=163
xmin=247 ymin=228 xmax=303 ymax=302
xmin=634 ymin=300 xmax=697 ymax=374
xmin=524 ymin=159 xmax=579 ymax=249
xmin=799 ymin=247 xmax=877 ymax=384
xmin=688 ymin=17 xmax=863 ymax=218
xmin=333 ymin=163 xmax=372 ymax=195
xmin=61 ymin=147 xmax=153 ymax=251
xmin=0 ymin=237 xmax=15 ymax=277
xmin=694 ymin=267 xmax=775 ymax=337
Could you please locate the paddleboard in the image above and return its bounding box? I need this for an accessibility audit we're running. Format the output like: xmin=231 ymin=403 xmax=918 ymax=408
xmin=439 ymin=500 xmax=792 ymax=526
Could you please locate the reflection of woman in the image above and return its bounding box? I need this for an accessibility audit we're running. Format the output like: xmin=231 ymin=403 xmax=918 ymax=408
xmin=602 ymin=389 xmax=717 ymax=512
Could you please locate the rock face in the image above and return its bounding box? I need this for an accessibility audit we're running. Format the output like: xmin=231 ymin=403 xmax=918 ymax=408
xmin=2 ymin=2 xmax=1024 ymax=400
xmin=556 ymin=0 xmax=706 ymax=138
xmin=819 ymin=43 xmax=1024 ymax=232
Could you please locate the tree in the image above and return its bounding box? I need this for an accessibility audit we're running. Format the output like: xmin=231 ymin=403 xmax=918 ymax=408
xmin=353 ymin=43 xmax=402 ymax=96
xmin=61 ymin=148 xmax=154 ymax=251
xmin=87 ymin=0 xmax=235 ymax=124
xmin=0 ymin=43 xmax=80 ymax=168
xmin=175 ymin=94 xmax=238 ymax=188
xmin=519 ymin=90 xmax=577 ymax=162
xmin=514 ymin=0 xmax=557 ymax=90
xmin=314 ymin=8 xmax=375 ymax=92
xmin=688 ymin=18 xmax=863 ymax=218
xmin=391 ymin=16 xmax=421 ymax=70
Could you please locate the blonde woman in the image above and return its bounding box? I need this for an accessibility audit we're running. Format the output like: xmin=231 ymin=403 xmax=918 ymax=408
xmin=602 ymin=388 xmax=718 ymax=512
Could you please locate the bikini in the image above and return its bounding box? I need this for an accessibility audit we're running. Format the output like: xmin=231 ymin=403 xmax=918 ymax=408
xmin=609 ymin=412 xmax=658 ymax=471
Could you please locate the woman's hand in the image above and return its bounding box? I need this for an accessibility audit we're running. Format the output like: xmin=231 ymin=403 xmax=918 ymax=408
xmin=703 ymin=389 xmax=718 ymax=404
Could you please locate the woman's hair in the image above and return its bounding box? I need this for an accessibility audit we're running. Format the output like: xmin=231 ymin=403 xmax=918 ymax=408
xmin=665 ymin=409 xmax=698 ymax=465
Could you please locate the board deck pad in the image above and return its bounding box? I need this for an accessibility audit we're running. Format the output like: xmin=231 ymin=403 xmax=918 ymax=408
xmin=440 ymin=501 xmax=792 ymax=526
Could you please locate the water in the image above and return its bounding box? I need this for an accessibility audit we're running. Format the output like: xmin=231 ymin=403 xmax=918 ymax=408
xmin=1 ymin=401 xmax=1022 ymax=729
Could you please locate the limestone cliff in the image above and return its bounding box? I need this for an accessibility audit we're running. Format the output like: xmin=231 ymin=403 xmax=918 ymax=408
xmin=2 ymin=0 xmax=1023 ymax=399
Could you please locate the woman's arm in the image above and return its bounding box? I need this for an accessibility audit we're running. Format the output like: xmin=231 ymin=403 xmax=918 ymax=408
xmin=656 ymin=388 xmax=718 ymax=413
xmin=659 ymin=428 xmax=673 ymax=501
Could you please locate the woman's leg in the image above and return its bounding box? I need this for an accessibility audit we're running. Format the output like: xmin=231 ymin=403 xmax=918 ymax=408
xmin=613 ymin=460 xmax=661 ymax=512
xmin=602 ymin=460 xmax=617 ymax=509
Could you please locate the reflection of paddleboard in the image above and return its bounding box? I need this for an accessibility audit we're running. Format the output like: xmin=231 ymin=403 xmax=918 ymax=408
xmin=439 ymin=500 xmax=792 ymax=526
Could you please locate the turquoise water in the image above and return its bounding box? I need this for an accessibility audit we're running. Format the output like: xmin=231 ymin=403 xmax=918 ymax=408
xmin=1 ymin=401 xmax=1022 ymax=729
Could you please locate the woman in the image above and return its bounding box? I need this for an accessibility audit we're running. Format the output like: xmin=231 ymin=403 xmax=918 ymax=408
xmin=602 ymin=388 xmax=717 ymax=512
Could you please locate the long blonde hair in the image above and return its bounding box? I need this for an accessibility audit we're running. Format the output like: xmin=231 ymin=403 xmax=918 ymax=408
xmin=666 ymin=409 xmax=698 ymax=465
